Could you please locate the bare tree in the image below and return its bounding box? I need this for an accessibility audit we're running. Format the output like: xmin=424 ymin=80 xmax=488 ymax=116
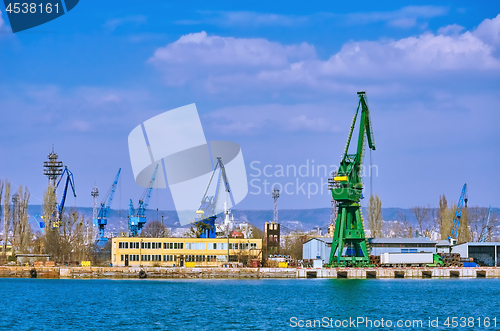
xmin=2 ymin=180 xmax=10 ymax=261
xmin=411 ymin=206 xmax=436 ymax=238
xmin=457 ymin=207 xmax=471 ymax=244
xmin=11 ymin=185 xmax=32 ymax=254
xmin=367 ymin=195 xmax=383 ymax=238
xmin=141 ymin=220 xmax=171 ymax=238
xmin=468 ymin=206 xmax=495 ymax=242
xmin=438 ymin=194 xmax=449 ymax=239
xmin=393 ymin=211 xmax=413 ymax=238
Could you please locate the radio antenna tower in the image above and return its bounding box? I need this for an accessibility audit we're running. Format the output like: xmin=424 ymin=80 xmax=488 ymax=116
xmin=272 ymin=188 xmax=280 ymax=223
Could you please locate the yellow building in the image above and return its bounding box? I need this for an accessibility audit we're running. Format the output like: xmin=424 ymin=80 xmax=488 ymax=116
xmin=111 ymin=237 xmax=262 ymax=267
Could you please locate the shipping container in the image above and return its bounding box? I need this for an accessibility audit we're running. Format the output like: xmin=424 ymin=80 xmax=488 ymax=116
xmin=380 ymin=252 xmax=434 ymax=265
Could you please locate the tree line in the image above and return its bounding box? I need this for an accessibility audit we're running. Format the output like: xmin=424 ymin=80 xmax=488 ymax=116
xmin=366 ymin=193 xmax=498 ymax=243
xmin=0 ymin=179 xmax=102 ymax=265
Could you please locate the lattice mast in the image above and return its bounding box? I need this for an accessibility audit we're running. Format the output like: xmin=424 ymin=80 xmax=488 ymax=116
xmin=43 ymin=145 xmax=63 ymax=187
xmin=91 ymin=186 xmax=99 ymax=221
xmin=272 ymin=188 xmax=280 ymax=223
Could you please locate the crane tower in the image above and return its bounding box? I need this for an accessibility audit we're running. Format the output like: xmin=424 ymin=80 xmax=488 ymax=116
xmin=328 ymin=91 xmax=375 ymax=267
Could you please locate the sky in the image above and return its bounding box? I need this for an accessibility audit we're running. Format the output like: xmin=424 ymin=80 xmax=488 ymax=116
xmin=0 ymin=1 xmax=499 ymax=212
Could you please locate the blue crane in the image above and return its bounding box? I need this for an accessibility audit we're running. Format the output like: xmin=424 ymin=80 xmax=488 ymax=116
xmin=479 ymin=206 xmax=493 ymax=242
xmin=53 ymin=165 xmax=76 ymax=228
xmin=448 ymin=183 xmax=468 ymax=245
xmin=195 ymin=157 xmax=234 ymax=238
xmin=128 ymin=165 xmax=158 ymax=237
xmin=93 ymin=168 xmax=121 ymax=243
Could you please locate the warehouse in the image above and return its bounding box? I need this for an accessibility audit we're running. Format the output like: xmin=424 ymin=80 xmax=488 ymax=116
xmin=451 ymin=242 xmax=500 ymax=267
xmin=302 ymin=237 xmax=332 ymax=265
xmin=303 ymin=237 xmax=439 ymax=264
xmin=111 ymin=237 xmax=262 ymax=267
xmin=368 ymin=238 xmax=437 ymax=255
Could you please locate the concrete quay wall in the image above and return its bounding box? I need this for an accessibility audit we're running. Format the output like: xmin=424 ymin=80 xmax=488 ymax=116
xmin=1 ymin=266 xmax=500 ymax=279
xmin=298 ymin=267 xmax=500 ymax=278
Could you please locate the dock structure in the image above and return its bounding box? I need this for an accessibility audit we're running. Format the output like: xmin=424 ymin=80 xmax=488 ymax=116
xmin=2 ymin=266 xmax=500 ymax=279
xmin=297 ymin=267 xmax=500 ymax=279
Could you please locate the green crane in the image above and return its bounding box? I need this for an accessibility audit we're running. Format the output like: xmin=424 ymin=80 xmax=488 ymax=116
xmin=328 ymin=91 xmax=375 ymax=267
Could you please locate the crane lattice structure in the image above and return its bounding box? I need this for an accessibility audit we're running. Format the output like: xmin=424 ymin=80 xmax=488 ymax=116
xmin=94 ymin=168 xmax=121 ymax=243
xmin=128 ymin=165 xmax=158 ymax=237
xmin=91 ymin=186 xmax=99 ymax=220
xmin=53 ymin=166 xmax=76 ymax=228
xmin=43 ymin=146 xmax=63 ymax=187
xmin=328 ymin=91 xmax=375 ymax=267
xmin=195 ymin=157 xmax=234 ymax=238
xmin=448 ymin=183 xmax=468 ymax=245
xmin=479 ymin=206 xmax=492 ymax=242
xmin=272 ymin=188 xmax=280 ymax=224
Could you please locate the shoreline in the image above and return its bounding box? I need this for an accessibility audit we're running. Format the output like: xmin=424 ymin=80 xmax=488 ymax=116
xmin=1 ymin=266 xmax=500 ymax=279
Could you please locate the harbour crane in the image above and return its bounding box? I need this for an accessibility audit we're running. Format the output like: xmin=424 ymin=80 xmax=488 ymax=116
xmin=328 ymin=91 xmax=375 ymax=267
xmin=448 ymin=183 xmax=468 ymax=245
xmin=479 ymin=206 xmax=492 ymax=242
xmin=53 ymin=165 xmax=76 ymax=228
xmin=93 ymin=168 xmax=121 ymax=243
xmin=128 ymin=165 xmax=158 ymax=237
xmin=195 ymin=157 xmax=233 ymax=238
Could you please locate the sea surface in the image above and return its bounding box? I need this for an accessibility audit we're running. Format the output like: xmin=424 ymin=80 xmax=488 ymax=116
xmin=0 ymin=278 xmax=499 ymax=330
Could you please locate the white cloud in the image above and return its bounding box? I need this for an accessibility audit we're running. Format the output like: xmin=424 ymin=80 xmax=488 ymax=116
xmin=149 ymin=15 xmax=500 ymax=95
xmin=438 ymin=24 xmax=465 ymax=35
xmin=474 ymin=14 xmax=500 ymax=47
xmin=179 ymin=11 xmax=307 ymax=27
xmin=148 ymin=31 xmax=315 ymax=86
xmin=347 ymin=5 xmax=448 ymax=28
xmin=205 ymin=103 xmax=341 ymax=135
xmin=103 ymin=15 xmax=147 ymax=31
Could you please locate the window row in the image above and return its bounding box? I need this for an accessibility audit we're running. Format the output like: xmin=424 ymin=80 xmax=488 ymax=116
xmin=118 ymin=242 xmax=258 ymax=250
xmin=185 ymin=255 xmax=229 ymax=262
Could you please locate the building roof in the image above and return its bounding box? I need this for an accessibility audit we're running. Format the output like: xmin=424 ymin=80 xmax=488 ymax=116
xmin=453 ymin=242 xmax=500 ymax=247
xmin=369 ymin=238 xmax=437 ymax=244
xmin=304 ymin=237 xmax=333 ymax=244
xmin=436 ymin=240 xmax=451 ymax=246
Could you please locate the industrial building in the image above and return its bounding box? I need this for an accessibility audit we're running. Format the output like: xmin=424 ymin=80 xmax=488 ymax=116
xmin=111 ymin=237 xmax=262 ymax=267
xmin=303 ymin=237 xmax=438 ymax=264
xmin=302 ymin=237 xmax=332 ymax=265
xmin=368 ymin=238 xmax=437 ymax=255
xmin=452 ymin=242 xmax=500 ymax=267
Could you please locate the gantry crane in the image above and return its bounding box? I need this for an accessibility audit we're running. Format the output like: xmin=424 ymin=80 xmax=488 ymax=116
xmin=128 ymin=165 xmax=158 ymax=237
xmin=53 ymin=165 xmax=76 ymax=228
xmin=448 ymin=183 xmax=468 ymax=245
xmin=195 ymin=157 xmax=233 ymax=238
xmin=328 ymin=91 xmax=375 ymax=266
xmin=93 ymin=168 xmax=121 ymax=243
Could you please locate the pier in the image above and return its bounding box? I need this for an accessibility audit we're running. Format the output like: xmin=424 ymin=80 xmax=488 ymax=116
xmin=1 ymin=266 xmax=500 ymax=279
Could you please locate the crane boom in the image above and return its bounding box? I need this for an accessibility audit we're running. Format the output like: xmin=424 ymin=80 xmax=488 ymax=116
xmin=94 ymin=168 xmax=121 ymax=243
xmin=128 ymin=165 xmax=158 ymax=237
xmin=195 ymin=157 xmax=233 ymax=238
xmin=448 ymin=183 xmax=468 ymax=244
xmin=53 ymin=166 xmax=76 ymax=227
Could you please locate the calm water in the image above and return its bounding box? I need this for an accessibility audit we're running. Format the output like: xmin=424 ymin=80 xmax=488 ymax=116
xmin=1 ymin=278 xmax=499 ymax=330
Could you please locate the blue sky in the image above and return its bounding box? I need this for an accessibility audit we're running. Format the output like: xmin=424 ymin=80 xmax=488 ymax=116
xmin=0 ymin=1 xmax=499 ymax=212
